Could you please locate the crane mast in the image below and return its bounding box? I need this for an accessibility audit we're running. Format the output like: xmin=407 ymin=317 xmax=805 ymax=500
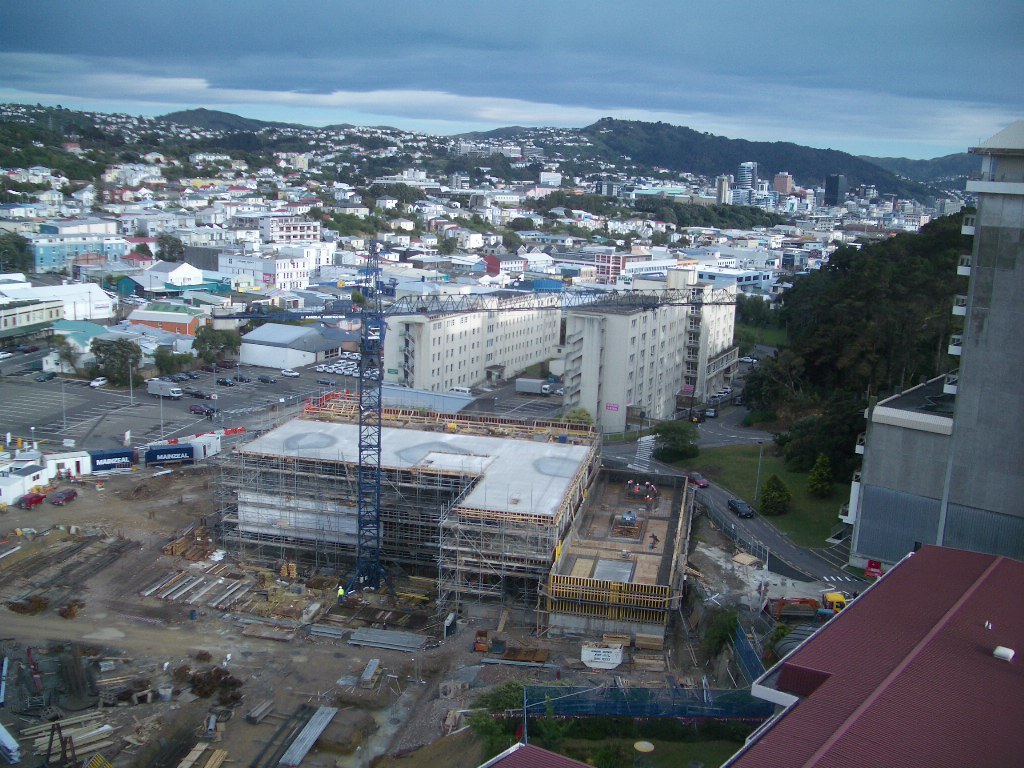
xmin=353 ymin=243 xmax=385 ymax=590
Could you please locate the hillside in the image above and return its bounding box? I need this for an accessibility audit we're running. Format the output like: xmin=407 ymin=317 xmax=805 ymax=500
xmin=858 ymin=152 xmax=977 ymax=185
xmin=577 ymin=118 xmax=930 ymax=198
xmin=158 ymin=108 xmax=305 ymax=132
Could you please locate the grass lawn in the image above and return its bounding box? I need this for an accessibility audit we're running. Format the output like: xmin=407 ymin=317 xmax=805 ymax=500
xmin=685 ymin=444 xmax=842 ymax=547
xmin=563 ymin=737 xmax=743 ymax=767
xmin=738 ymin=323 xmax=788 ymax=349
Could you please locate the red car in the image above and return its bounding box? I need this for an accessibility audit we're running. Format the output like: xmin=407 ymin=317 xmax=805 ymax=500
xmin=17 ymin=492 xmax=47 ymax=509
xmin=687 ymin=472 xmax=710 ymax=488
xmin=50 ymin=488 xmax=78 ymax=506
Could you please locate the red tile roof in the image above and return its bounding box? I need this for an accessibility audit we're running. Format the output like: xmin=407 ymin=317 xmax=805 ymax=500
xmin=479 ymin=743 xmax=590 ymax=768
xmin=730 ymin=546 xmax=1024 ymax=768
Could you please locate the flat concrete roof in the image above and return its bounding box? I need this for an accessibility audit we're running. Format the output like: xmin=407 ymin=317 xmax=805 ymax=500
xmin=241 ymin=418 xmax=592 ymax=518
xmin=876 ymin=376 xmax=954 ymax=415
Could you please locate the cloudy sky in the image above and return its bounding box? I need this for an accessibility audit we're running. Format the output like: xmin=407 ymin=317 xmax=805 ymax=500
xmin=1 ymin=1 xmax=1020 ymax=159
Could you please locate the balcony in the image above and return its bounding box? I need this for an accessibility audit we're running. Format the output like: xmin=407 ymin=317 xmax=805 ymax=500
xmin=961 ymin=215 xmax=975 ymax=236
xmin=948 ymin=334 xmax=962 ymax=356
xmin=952 ymin=295 xmax=967 ymax=316
xmin=855 ymin=433 xmax=865 ymax=455
xmin=957 ymin=254 xmax=971 ymax=276
xmin=943 ymin=371 xmax=958 ymax=395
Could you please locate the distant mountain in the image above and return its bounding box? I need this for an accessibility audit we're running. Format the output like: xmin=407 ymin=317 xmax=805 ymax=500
xmin=576 ymin=118 xmax=932 ymax=198
xmin=158 ymin=108 xmax=305 ymax=132
xmin=858 ymin=153 xmax=977 ymax=185
xmin=457 ymin=126 xmax=535 ymax=141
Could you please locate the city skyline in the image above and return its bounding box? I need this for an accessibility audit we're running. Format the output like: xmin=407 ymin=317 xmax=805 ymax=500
xmin=1 ymin=0 xmax=1020 ymax=159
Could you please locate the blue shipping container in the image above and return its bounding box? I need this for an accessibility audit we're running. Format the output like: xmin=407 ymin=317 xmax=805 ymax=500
xmin=144 ymin=445 xmax=195 ymax=466
xmin=89 ymin=448 xmax=137 ymax=472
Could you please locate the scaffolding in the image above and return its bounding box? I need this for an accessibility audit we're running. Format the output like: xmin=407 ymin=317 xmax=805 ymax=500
xmin=218 ymin=399 xmax=601 ymax=613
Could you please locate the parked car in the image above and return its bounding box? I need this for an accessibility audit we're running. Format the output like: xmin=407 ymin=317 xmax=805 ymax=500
xmin=89 ymin=376 xmax=109 ymax=388
xmin=316 ymin=378 xmax=337 ymax=386
xmin=36 ymin=371 xmax=57 ymax=382
xmin=189 ymin=404 xmax=216 ymax=416
xmin=189 ymin=389 xmax=211 ymax=399
xmin=257 ymin=375 xmax=276 ymax=384
xmin=218 ymin=360 xmax=238 ymax=369
xmin=687 ymin=472 xmax=710 ymax=488
xmin=50 ymin=488 xmax=78 ymax=506
xmin=705 ymin=407 xmax=718 ymax=418
xmin=169 ymin=374 xmax=188 ymax=382
xmin=216 ymin=377 xmax=235 ymax=387
xmin=728 ymin=498 xmax=755 ymax=518
xmin=281 ymin=369 xmax=300 ymax=377
xmin=201 ymin=364 xmax=218 ymax=373
xmin=17 ymin=492 xmax=47 ymax=509
xmin=233 ymin=374 xmax=252 ymax=383
xmin=20 ymin=345 xmax=40 ymax=354
xmin=0 ymin=351 xmax=13 ymax=360
xmin=185 ymin=371 xmax=201 ymax=379
xmin=555 ymin=387 xmax=565 ymax=396
xmin=739 ymin=356 xmax=756 ymax=364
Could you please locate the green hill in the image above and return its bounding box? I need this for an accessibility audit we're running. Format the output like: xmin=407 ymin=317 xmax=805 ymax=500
xmin=858 ymin=152 xmax=976 ymax=185
xmin=158 ymin=108 xmax=305 ymax=132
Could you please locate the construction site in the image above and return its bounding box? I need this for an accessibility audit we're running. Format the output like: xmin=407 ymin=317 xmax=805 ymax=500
xmin=0 ymin=394 xmax=789 ymax=768
xmin=216 ymin=394 xmax=692 ymax=636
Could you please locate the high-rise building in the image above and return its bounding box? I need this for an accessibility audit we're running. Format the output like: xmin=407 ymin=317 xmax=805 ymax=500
xmin=736 ymin=162 xmax=758 ymax=190
xmin=846 ymin=121 xmax=1024 ymax=567
xmin=715 ymin=175 xmax=732 ymax=204
xmin=824 ymin=174 xmax=848 ymax=206
xmin=773 ymin=172 xmax=794 ymax=195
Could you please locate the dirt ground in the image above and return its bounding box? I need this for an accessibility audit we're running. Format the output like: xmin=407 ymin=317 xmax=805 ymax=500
xmin=0 ymin=468 xmax=713 ymax=768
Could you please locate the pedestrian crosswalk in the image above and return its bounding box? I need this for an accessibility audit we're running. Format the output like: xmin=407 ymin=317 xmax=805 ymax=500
xmin=822 ymin=574 xmax=858 ymax=583
xmin=631 ymin=435 xmax=656 ymax=470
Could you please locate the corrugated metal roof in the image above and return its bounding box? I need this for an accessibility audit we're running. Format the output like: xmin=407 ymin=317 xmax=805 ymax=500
xmin=730 ymin=546 xmax=1024 ymax=767
xmin=480 ymin=743 xmax=589 ymax=768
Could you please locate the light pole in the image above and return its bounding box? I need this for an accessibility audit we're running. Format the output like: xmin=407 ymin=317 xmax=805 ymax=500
xmin=754 ymin=441 xmax=765 ymax=503
xmin=128 ymin=363 xmax=134 ymax=406
xmin=61 ymin=379 xmax=66 ymax=431
xmin=30 ymin=426 xmax=35 ymax=448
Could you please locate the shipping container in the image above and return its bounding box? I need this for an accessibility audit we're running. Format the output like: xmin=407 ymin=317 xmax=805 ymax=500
xmin=144 ymin=445 xmax=195 ymax=466
xmin=89 ymin=448 xmax=137 ymax=472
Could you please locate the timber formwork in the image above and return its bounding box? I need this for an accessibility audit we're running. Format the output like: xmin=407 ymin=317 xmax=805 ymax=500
xmin=220 ymin=395 xmax=601 ymax=611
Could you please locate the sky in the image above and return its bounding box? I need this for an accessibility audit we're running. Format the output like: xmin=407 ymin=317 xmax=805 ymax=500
xmin=1 ymin=1 xmax=1020 ymax=159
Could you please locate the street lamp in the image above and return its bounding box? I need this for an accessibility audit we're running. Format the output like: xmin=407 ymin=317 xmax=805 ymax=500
xmin=61 ymin=379 xmax=66 ymax=431
xmin=128 ymin=362 xmax=134 ymax=406
xmin=754 ymin=441 xmax=765 ymax=503
xmin=30 ymin=426 xmax=35 ymax=448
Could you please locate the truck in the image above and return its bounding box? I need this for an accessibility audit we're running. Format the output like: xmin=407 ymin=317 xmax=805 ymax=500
xmin=767 ymin=590 xmax=852 ymax=621
xmin=147 ymin=379 xmax=183 ymax=399
xmin=515 ymin=378 xmax=551 ymax=395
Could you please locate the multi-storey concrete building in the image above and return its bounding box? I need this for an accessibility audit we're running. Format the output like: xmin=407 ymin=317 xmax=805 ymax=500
xmin=382 ymin=291 xmax=560 ymax=391
xmin=27 ymin=234 xmax=131 ymax=272
xmin=563 ymin=269 xmax=737 ymax=432
xmin=847 ymin=122 xmax=1024 ymax=567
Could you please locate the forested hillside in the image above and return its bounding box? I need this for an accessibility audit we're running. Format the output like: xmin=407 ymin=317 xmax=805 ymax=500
xmin=744 ymin=212 xmax=971 ymax=479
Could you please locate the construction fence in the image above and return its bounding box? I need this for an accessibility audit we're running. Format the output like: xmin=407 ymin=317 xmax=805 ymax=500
xmin=693 ymin=489 xmax=769 ymax=565
xmin=522 ymin=684 xmax=773 ymax=720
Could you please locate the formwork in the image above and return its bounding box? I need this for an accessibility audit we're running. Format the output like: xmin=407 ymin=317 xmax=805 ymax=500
xmin=542 ymin=471 xmax=692 ymax=642
xmin=218 ymin=395 xmax=601 ymax=616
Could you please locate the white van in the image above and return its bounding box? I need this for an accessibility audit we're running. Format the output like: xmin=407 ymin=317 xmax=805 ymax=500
xmin=448 ymin=386 xmax=473 ymax=395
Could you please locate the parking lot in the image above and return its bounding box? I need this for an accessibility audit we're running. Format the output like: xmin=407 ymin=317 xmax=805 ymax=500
xmin=0 ymin=362 xmax=342 ymax=452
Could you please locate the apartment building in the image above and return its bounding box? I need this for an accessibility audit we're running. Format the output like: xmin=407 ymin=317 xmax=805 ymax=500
xmin=563 ymin=269 xmax=737 ymax=432
xmin=218 ymin=249 xmax=319 ymax=291
xmin=382 ymin=291 xmax=560 ymax=391
xmin=846 ymin=122 xmax=1024 ymax=567
xmin=27 ymin=234 xmax=132 ymax=272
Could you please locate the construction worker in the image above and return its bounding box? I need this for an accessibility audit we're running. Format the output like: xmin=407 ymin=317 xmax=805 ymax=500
xmin=337 ymin=585 xmax=346 ymax=603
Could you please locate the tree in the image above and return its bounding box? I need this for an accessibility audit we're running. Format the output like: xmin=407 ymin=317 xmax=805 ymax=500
xmin=90 ymin=338 xmax=141 ymax=385
xmin=156 ymin=232 xmax=185 ymax=262
xmin=807 ymin=453 xmax=834 ymax=498
xmin=437 ymin=236 xmax=457 ymax=255
xmin=154 ymin=347 xmax=194 ymax=375
xmin=534 ymin=697 xmax=570 ymax=753
xmin=0 ymin=231 xmax=32 ymax=272
xmin=193 ymin=326 xmax=241 ymax=364
xmin=652 ymin=420 xmax=699 ymax=462
xmin=133 ymin=242 xmax=153 ymax=257
xmin=562 ymin=408 xmax=593 ymax=426
xmin=53 ymin=335 xmax=79 ymax=372
xmin=759 ymin=474 xmax=792 ymax=516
